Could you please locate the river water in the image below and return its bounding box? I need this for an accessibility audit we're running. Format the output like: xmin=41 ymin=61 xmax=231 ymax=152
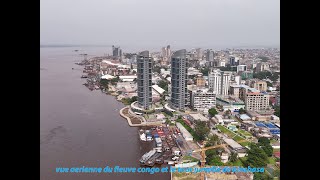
xmin=40 ymin=47 xmax=170 ymax=180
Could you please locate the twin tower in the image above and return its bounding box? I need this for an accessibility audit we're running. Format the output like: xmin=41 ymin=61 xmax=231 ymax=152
xmin=137 ymin=50 xmax=188 ymax=111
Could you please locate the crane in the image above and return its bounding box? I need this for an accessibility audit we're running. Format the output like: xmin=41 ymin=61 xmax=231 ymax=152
xmin=190 ymin=139 xmax=248 ymax=180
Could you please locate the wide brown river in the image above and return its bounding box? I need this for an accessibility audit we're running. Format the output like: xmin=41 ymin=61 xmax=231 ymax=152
xmin=40 ymin=47 xmax=170 ymax=180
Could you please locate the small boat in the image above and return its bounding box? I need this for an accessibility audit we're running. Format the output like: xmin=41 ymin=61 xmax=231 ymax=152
xmin=139 ymin=149 xmax=157 ymax=165
xmin=139 ymin=130 xmax=146 ymax=141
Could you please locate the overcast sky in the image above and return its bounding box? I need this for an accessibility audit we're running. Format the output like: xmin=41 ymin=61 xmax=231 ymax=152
xmin=40 ymin=0 xmax=279 ymax=50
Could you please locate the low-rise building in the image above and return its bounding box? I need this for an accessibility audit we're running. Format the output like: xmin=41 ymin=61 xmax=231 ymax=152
xmin=176 ymin=122 xmax=193 ymax=141
xmin=188 ymin=113 xmax=209 ymax=122
xmin=223 ymin=138 xmax=247 ymax=157
xmin=190 ymin=88 xmax=216 ymax=114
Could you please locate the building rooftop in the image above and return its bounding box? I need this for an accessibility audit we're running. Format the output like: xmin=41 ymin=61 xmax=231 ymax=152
xmin=152 ymin=85 xmax=165 ymax=95
xmin=189 ymin=113 xmax=209 ymax=122
xmin=223 ymin=138 xmax=243 ymax=150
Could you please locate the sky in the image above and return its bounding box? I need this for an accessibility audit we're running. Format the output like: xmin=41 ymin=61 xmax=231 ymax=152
xmin=40 ymin=0 xmax=280 ymax=51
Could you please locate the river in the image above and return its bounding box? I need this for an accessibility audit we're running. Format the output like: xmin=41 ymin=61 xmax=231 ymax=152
xmin=40 ymin=47 xmax=170 ymax=180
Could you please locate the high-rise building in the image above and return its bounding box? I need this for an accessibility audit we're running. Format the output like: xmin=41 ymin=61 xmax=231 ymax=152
xmin=196 ymin=48 xmax=202 ymax=60
xmin=171 ymin=49 xmax=188 ymax=110
xmin=208 ymin=69 xmax=232 ymax=96
xmin=229 ymin=56 xmax=239 ymax=66
xmin=256 ymin=62 xmax=270 ymax=72
xmin=112 ymin=45 xmax=122 ymax=59
xmin=191 ymin=88 xmax=216 ymax=113
xmin=161 ymin=47 xmax=167 ymax=58
xmin=206 ymin=49 xmax=215 ymax=67
xmin=137 ymin=51 xmax=152 ymax=110
xmin=167 ymin=45 xmax=171 ymax=59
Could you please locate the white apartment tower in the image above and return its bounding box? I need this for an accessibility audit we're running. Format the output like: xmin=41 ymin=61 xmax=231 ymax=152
xmin=208 ymin=69 xmax=232 ymax=96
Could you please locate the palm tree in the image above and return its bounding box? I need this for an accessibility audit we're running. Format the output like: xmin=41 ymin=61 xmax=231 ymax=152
xmin=229 ymin=151 xmax=238 ymax=162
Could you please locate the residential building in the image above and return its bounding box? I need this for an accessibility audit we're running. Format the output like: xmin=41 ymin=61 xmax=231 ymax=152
xmin=206 ymin=49 xmax=215 ymax=67
xmin=229 ymin=56 xmax=239 ymax=66
xmin=275 ymin=93 xmax=280 ymax=106
xmin=237 ymin=65 xmax=247 ymax=73
xmin=137 ymin=51 xmax=152 ymax=110
xmin=256 ymin=62 xmax=270 ymax=72
xmin=229 ymin=84 xmax=250 ymax=98
xmin=171 ymin=49 xmax=188 ymax=110
xmin=195 ymin=75 xmax=206 ymax=87
xmin=112 ymin=45 xmax=122 ymax=59
xmin=190 ymin=88 xmax=216 ymax=113
xmin=208 ymin=69 xmax=232 ymax=96
xmin=252 ymin=80 xmax=267 ymax=92
xmin=245 ymin=91 xmax=270 ymax=111
xmin=240 ymin=71 xmax=253 ymax=80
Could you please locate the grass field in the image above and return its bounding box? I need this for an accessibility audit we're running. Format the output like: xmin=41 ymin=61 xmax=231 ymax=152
xmin=238 ymin=129 xmax=253 ymax=137
xmin=216 ymin=125 xmax=250 ymax=146
xmin=216 ymin=125 xmax=234 ymax=137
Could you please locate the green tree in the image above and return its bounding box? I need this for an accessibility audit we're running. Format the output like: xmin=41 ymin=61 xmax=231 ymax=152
xmin=245 ymin=143 xmax=268 ymax=167
xmin=194 ymin=121 xmax=210 ymax=141
xmin=206 ymin=134 xmax=220 ymax=147
xmin=274 ymin=105 xmax=280 ymax=117
xmin=258 ymin=137 xmax=273 ymax=157
xmin=130 ymin=96 xmax=137 ymax=103
xmin=273 ymin=169 xmax=280 ymax=178
xmin=153 ymin=66 xmax=161 ymax=74
xmin=239 ymin=108 xmax=246 ymax=114
xmin=206 ymin=149 xmax=224 ymax=166
xmin=208 ymin=108 xmax=218 ymax=117
xmin=229 ymin=151 xmax=238 ymax=162
xmin=158 ymin=80 xmax=168 ymax=91
xmin=100 ymin=79 xmax=109 ymax=88
xmin=266 ymin=81 xmax=273 ymax=87
xmin=253 ymin=172 xmax=273 ymax=180
xmin=258 ymin=137 xmax=270 ymax=145
xmin=201 ymin=67 xmax=210 ymax=76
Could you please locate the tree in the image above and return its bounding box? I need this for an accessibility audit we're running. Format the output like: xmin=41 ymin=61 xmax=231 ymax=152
xmin=100 ymin=79 xmax=109 ymax=88
xmin=274 ymin=105 xmax=280 ymax=117
xmin=206 ymin=134 xmax=220 ymax=147
xmin=201 ymin=67 xmax=210 ymax=76
xmin=266 ymin=81 xmax=273 ymax=87
xmin=258 ymin=137 xmax=273 ymax=157
xmin=273 ymin=169 xmax=280 ymax=178
xmin=153 ymin=66 xmax=161 ymax=74
xmin=206 ymin=149 xmax=224 ymax=166
xmin=130 ymin=96 xmax=137 ymax=103
xmin=158 ymin=80 xmax=168 ymax=91
xmin=258 ymin=137 xmax=270 ymax=145
xmin=208 ymin=108 xmax=218 ymax=117
xmin=229 ymin=151 xmax=238 ymax=162
xmin=239 ymin=108 xmax=246 ymax=114
xmin=193 ymin=121 xmax=210 ymax=141
xmin=253 ymin=172 xmax=273 ymax=180
xmin=245 ymin=143 xmax=268 ymax=167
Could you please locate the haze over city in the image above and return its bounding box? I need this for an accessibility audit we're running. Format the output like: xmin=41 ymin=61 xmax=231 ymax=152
xmin=40 ymin=0 xmax=280 ymax=51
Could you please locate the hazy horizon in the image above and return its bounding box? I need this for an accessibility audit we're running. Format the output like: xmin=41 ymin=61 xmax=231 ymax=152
xmin=41 ymin=0 xmax=280 ymax=51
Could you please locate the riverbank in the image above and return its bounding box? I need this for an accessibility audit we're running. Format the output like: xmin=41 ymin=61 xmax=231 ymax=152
xmin=119 ymin=106 xmax=163 ymax=127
